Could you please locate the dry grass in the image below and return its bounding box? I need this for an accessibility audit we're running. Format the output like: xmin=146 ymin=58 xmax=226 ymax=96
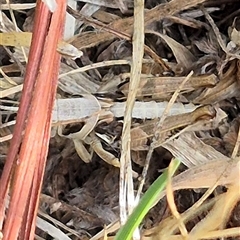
xmin=0 ymin=0 xmax=240 ymax=239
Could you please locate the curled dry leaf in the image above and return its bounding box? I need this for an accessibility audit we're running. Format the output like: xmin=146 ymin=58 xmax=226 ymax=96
xmin=145 ymin=31 xmax=196 ymax=70
xmin=155 ymin=158 xmax=240 ymax=204
xmin=229 ymin=17 xmax=240 ymax=47
xmin=193 ymin=60 xmax=240 ymax=104
xmin=162 ymin=132 xmax=229 ymax=168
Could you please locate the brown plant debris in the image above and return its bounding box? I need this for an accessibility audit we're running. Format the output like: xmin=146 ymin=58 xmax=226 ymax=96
xmin=1 ymin=0 xmax=240 ymax=239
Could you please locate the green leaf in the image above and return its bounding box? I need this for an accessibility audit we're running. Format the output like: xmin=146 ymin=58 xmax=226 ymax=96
xmin=115 ymin=158 xmax=181 ymax=240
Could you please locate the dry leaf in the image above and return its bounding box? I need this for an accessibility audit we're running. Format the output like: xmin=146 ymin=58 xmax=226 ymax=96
xmin=145 ymin=31 xmax=196 ymax=69
xmin=163 ymin=132 xmax=229 ymax=168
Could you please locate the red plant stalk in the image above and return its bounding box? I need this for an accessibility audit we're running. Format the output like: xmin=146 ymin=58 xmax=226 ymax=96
xmin=0 ymin=2 xmax=51 ymax=228
xmin=1 ymin=0 xmax=66 ymax=239
xmin=24 ymin=41 xmax=65 ymax=240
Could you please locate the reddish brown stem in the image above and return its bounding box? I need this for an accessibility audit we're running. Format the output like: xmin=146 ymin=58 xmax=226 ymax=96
xmin=0 ymin=1 xmax=51 ymax=226
xmin=1 ymin=0 xmax=66 ymax=239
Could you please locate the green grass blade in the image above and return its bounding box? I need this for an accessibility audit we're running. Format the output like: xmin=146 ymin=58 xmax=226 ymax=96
xmin=115 ymin=158 xmax=181 ymax=240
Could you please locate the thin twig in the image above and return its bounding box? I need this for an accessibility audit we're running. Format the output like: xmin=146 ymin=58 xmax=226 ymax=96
xmin=58 ymin=60 xmax=130 ymax=78
xmin=5 ymin=0 xmax=28 ymax=63
xmin=136 ymin=71 xmax=193 ymax=199
xmin=166 ymin=159 xmax=188 ymax=238
xmin=231 ymin=125 xmax=240 ymax=159
xmin=119 ymin=0 xmax=145 ymax=227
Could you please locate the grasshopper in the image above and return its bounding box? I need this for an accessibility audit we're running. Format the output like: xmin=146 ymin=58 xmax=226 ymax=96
xmin=1 ymin=96 xmax=225 ymax=166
